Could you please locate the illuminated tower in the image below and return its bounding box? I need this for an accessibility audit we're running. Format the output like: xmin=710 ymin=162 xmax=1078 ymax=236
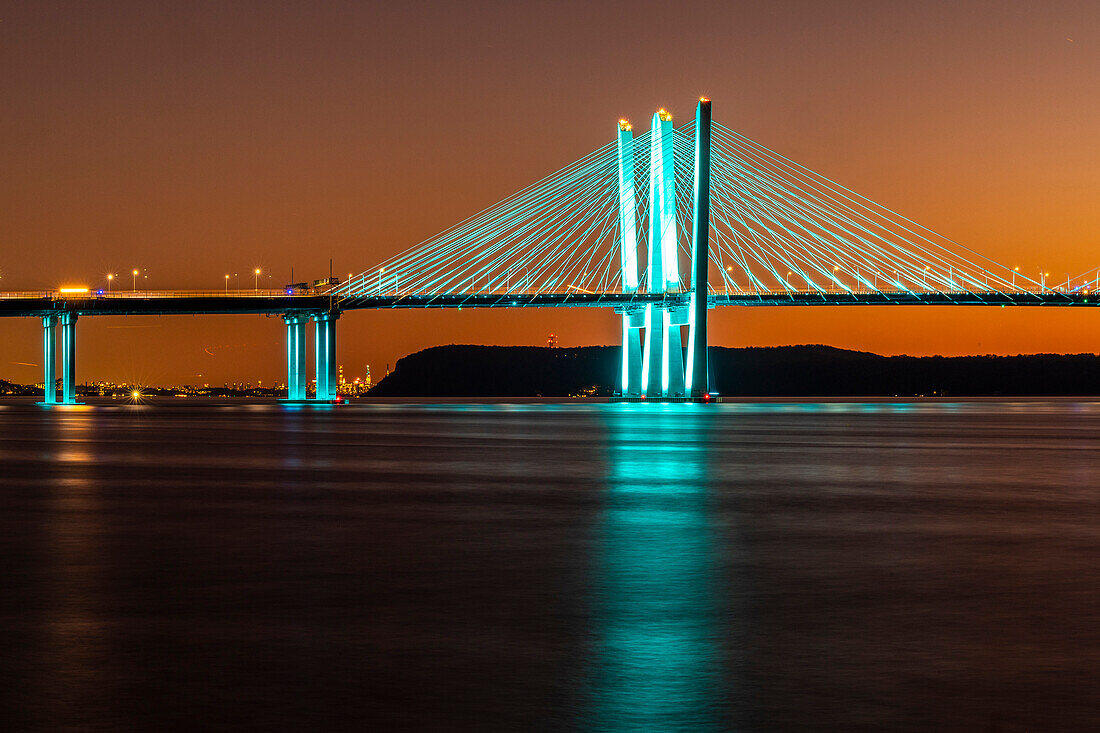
xmin=686 ymin=98 xmax=712 ymax=398
xmin=643 ymin=108 xmax=685 ymax=397
xmin=617 ymin=118 xmax=643 ymax=396
xmin=620 ymin=100 xmax=711 ymax=399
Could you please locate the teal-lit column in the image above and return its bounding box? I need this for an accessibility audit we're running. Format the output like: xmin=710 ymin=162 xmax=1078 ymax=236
xmin=60 ymin=311 xmax=77 ymax=404
xmin=312 ymin=311 xmax=340 ymax=401
xmin=644 ymin=108 xmax=683 ymax=397
xmin=621 ymin=316 xmax=643 ymax=397
xmin=284 ymin=313 xmax=308 ymax=400
xmin=617 ymin=118 xmax=643 ymax=397
xmin=687 ymin=98 xmax=712 ymax=399
xmin=42 ymin=315 xmax=57 ymax=404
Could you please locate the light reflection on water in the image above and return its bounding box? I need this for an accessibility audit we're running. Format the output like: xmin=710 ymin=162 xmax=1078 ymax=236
xmin=0 ymin=399 xmax=1096 ymax=731
xmin=588 ymin=407 xmax=724 ymax=730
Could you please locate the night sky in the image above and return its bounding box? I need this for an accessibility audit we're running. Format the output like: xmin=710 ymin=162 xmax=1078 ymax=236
xmin=2 ymin=1 xmax=1098 ymax=386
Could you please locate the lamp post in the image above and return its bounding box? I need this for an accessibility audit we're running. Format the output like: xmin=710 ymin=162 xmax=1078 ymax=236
xmin=254 ymin=268 xmax=261 ymax=291
xmin=225 ymin=274 xmax=229 ymax=294
xmin=107 ymin=273 xmax=113 ymax=293
xmin=132 ymin=269 xmax=138 ymax=292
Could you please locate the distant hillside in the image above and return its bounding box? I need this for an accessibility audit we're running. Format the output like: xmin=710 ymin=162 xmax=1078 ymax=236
xmin=368 ymin=344 xmax=1100 ymax=397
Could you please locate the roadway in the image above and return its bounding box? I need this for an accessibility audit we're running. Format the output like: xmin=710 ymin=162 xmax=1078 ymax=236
xmin=0 ymin=288 xmax=1097 ymax=318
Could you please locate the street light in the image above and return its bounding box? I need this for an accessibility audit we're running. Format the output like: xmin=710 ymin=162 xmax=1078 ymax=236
xmin=254 ymin=268 xmax=261 ymax=291
xmin=107 ymin=273 xmax=113 ymax=293
xmin=1013 ymin=266 xmax=1019 ymax=289
xmin=225 ymin=274 xmax=229 ymax=294
xmin=132 ymin=269 xmax=139 ymax=292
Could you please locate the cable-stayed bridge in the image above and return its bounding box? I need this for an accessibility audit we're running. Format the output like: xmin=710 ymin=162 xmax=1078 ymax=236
xmin=2 ymin=98 xmax=1096 ymax=403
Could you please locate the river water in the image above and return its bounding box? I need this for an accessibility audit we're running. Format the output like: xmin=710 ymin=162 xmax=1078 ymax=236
xmin=0 ymin=400 xmax=1096 ymax=731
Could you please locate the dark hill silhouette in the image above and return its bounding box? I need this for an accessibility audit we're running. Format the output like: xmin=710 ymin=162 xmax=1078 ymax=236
xmin=367 ymin=344 xmax=1100 ymax=397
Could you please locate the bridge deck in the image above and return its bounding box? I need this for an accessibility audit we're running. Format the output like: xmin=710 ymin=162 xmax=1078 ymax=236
xmin=0 ymin=289 xmax=1095 ymax=317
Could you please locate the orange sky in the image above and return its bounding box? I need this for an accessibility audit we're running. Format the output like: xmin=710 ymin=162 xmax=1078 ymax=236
xmin=1 ymin=1 xmax=1098 ymax=385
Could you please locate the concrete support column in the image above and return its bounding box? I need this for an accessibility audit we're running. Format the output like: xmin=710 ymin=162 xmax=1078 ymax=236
xmin=283 ymin=313 xmax=308 ymax=400
xmin=42 ymin=315 xmax=57 ymax=404
xmin=643 ymin=304 xmax=664 ymax=397
xmin=616 ymin=119 xmax=643 ymax=397
xmin=621 ymin=314 xmax=643 ymax=397
xmin=687 ymin=98 xmax=713 ymax=399
xmin=312 ymin=311 xmax=340 ymax=401
xmin=60 ymin=311 xmax=77 ymax=404
xmin=643 ymin=107 xmax=680 ymax=398
xmin=664 ymin=310 xmax=686 ymax=397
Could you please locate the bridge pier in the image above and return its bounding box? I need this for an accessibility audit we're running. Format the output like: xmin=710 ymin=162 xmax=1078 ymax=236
xmin=41 ymin=315 xmax=57 ymax=404
xmin=312 ymin=311 xmax=340 ymax=401
xmin=60 ymin=312 xmax=77 ymax=404
xmin=665 ymin=305 xmax=687 ymax=397
xmin=620 ymin=310 xmax=643 ymax=396
xmin=283 ymin=313 xmax=309 ymax=400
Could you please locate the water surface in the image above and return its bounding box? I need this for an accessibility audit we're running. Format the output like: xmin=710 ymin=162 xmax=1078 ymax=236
xmin=0 ymin=400 xmax=1096 ymax=730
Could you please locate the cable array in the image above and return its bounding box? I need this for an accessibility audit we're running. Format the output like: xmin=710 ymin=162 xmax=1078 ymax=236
xmin=702 ymin=123 xmax=1039 ymax=297
xmin=333 ymin=138 xmax=627 ymax=300
xmin=336 ymin=119 xmax=1045 ymax=303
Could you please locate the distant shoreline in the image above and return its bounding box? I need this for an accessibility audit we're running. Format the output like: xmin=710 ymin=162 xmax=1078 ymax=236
xmin=6 ymin=344 xmax=1100 ymax=399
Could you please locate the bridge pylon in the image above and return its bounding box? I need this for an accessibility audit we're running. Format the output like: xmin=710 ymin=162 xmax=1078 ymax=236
xmin=617 ymin=119 xmax=643 ymax=397
xmin=686 ymin=98 xmax=712 ymax=398
xmin=618 ymin=100 xmax=710 ymax=399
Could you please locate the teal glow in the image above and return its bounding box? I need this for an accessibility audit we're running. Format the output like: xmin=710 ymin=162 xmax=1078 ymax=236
xmin=620 ymin=316 xmax=630 ymax=393
xmin=685 ymin=292 xmax=695 ymax=392
xmin=661 ymin=308 xmax=670 ymax=393
xmin=617 ymin=125 xmax=638 ymax=293
xmin=584 ymin=407 xmax=724 ymax=730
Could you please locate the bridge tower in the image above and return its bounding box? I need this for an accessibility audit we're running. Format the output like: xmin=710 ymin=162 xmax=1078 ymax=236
xmin=617 ymin=119 xmax=643 ymax=397
xmin=686 ymin=98 xmax=712 ymax=398
xmin=618 ymin=100 xmax=711 ymax=400
xmin=643 ymin=108 xmax=688 ymax=397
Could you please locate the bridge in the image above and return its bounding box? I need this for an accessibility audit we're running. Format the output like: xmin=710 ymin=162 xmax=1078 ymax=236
xmin=3 ymin=99 xmax=1096 ymax=403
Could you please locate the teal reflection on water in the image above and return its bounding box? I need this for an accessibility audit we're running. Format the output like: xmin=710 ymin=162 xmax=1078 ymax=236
xmin=586 ymin=406 xmax=725 ymax=731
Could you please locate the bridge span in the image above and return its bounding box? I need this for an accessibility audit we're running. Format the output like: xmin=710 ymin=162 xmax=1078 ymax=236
xmin=3 ymin=98 xmax=1096 ymax=403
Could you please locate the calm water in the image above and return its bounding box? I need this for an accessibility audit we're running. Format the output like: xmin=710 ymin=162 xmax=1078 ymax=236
xmin=0 ymin=399 xmax=1097 ymax=731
